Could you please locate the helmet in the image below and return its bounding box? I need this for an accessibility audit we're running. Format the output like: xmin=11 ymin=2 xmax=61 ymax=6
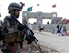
xmin=8 ymin=2 xmax=22 ymax=11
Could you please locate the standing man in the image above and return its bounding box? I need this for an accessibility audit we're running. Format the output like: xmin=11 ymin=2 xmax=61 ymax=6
xmin=1 ymin=2 xmax=25 ymax=53
xmin=28 ymin=23 xmax=33 ymax=30
xmin=38 ymin=25 xmax=41 ymax=32
xmin=60 ymin=24 xmax=64 ymax=36
xmin=57 ymin=24 xmax=60 ymax=30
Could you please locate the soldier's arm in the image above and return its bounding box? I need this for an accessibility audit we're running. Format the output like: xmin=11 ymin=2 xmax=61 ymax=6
xmin=2 ymin=19 xmax=9 ymax=33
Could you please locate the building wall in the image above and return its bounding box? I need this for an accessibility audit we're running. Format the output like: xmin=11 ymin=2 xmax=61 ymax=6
xmin=22 ymin=11 xmax=57 ymax=24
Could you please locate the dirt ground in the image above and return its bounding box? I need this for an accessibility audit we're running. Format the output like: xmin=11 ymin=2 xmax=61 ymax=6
xmin=0 ymin=40 xmax=59 ymax=53
xmin=20 ymin=40 xmax=59 ymax=53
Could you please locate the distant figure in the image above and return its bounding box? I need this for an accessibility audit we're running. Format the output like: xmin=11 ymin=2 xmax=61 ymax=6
xmin=51 ymin=25 xmax=55 ymax=34
xmin=38 ymin=25 xmax=41 ymax=28
xmin=63 ymin=26 xmax=67 ymax=36
xmin=57 ymin=24 xmax=60 ymax=30
xmin=38 ymin=25 xmax=41 ymax=32
xmin=47 ymin=21 xmax=49 ymax=24
xmin=55 ymin=26 xmax=58 ymax=34
xmin=56 ymin=26 xmax=61 ymax=36
xmin=43 ymin=26 xmax=45 ymax=31
xmin=28 ymin=23 xmax=33 ymax=30
xmin=56 ymin=24 xmax=61 ymax=36
xmin=67 ymin=30 xmax=69 ymax=35
xmin=60 ymin=24 xmax=64 ymax=36
xmin=38 ymin=25 xmax=43 ymax=32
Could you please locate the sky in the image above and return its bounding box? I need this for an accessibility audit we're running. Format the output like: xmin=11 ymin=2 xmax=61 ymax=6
xmin=0 ymin=0 xmax=69 ymax=24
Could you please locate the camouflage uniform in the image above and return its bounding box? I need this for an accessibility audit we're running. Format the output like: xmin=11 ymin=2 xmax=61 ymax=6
xmin=2 ymin=15 xmax=25 ymax=53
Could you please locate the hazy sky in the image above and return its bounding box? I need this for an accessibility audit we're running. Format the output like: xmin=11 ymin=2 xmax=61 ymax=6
xmin=0 ymin=0 xmax=69 ymax=23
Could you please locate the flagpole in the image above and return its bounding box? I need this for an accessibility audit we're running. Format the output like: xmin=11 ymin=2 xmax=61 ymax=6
xmin=32 ymin=4 xmax=36 ymax=12
xmin=32 ymin=4 xmax=40 ymax=12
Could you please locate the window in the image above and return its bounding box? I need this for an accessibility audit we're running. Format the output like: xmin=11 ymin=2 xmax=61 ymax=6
xmin=28 ymin=18 xmax=37 ymax=24
xmin=24 ymin=13 xmax=27 ymax=16
xmin=52 ymin=14 xmax=56 ymax=17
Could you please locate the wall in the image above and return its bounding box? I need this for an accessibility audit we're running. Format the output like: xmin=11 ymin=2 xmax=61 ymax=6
xmin=32 ymin=24 xmax=69 ymax=32
xmin=22 ymin=11 xmax=57 ymax=24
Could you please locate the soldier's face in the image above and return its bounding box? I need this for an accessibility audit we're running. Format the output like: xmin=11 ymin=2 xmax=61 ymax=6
xmin=15 ymin=10 xmax=20 ymax=18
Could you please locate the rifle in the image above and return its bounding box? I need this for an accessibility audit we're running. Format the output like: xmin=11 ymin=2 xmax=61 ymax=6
xmin=9 ymin=15 xmax=41 ymax=50
xmin=23 ymin=23 xmax=41 ymax=50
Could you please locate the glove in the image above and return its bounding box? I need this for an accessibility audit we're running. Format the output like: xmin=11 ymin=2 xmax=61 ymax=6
xmin=17 ymin=24 xmax=24 ymax=31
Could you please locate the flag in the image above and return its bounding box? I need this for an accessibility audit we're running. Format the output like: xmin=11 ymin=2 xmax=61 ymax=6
xmin=52 ymin=4 xmax=56 ymax=8
xmin=37 ymin=4 xmax=39 ymax=6
xmin=27 ymin=7 xmax=33 ymax=11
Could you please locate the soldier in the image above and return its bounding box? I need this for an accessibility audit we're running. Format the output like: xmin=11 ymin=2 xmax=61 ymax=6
xmin=1 ymin=2 xmax=25 ymax=53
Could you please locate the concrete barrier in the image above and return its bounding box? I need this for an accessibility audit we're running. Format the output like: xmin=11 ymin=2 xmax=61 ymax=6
xmin=32 ymin=24 xmax=69 ymax=33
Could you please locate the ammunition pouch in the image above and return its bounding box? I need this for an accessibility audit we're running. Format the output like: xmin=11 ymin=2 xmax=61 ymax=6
xmin=4 ymin=31 xmax=23 ymax=43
